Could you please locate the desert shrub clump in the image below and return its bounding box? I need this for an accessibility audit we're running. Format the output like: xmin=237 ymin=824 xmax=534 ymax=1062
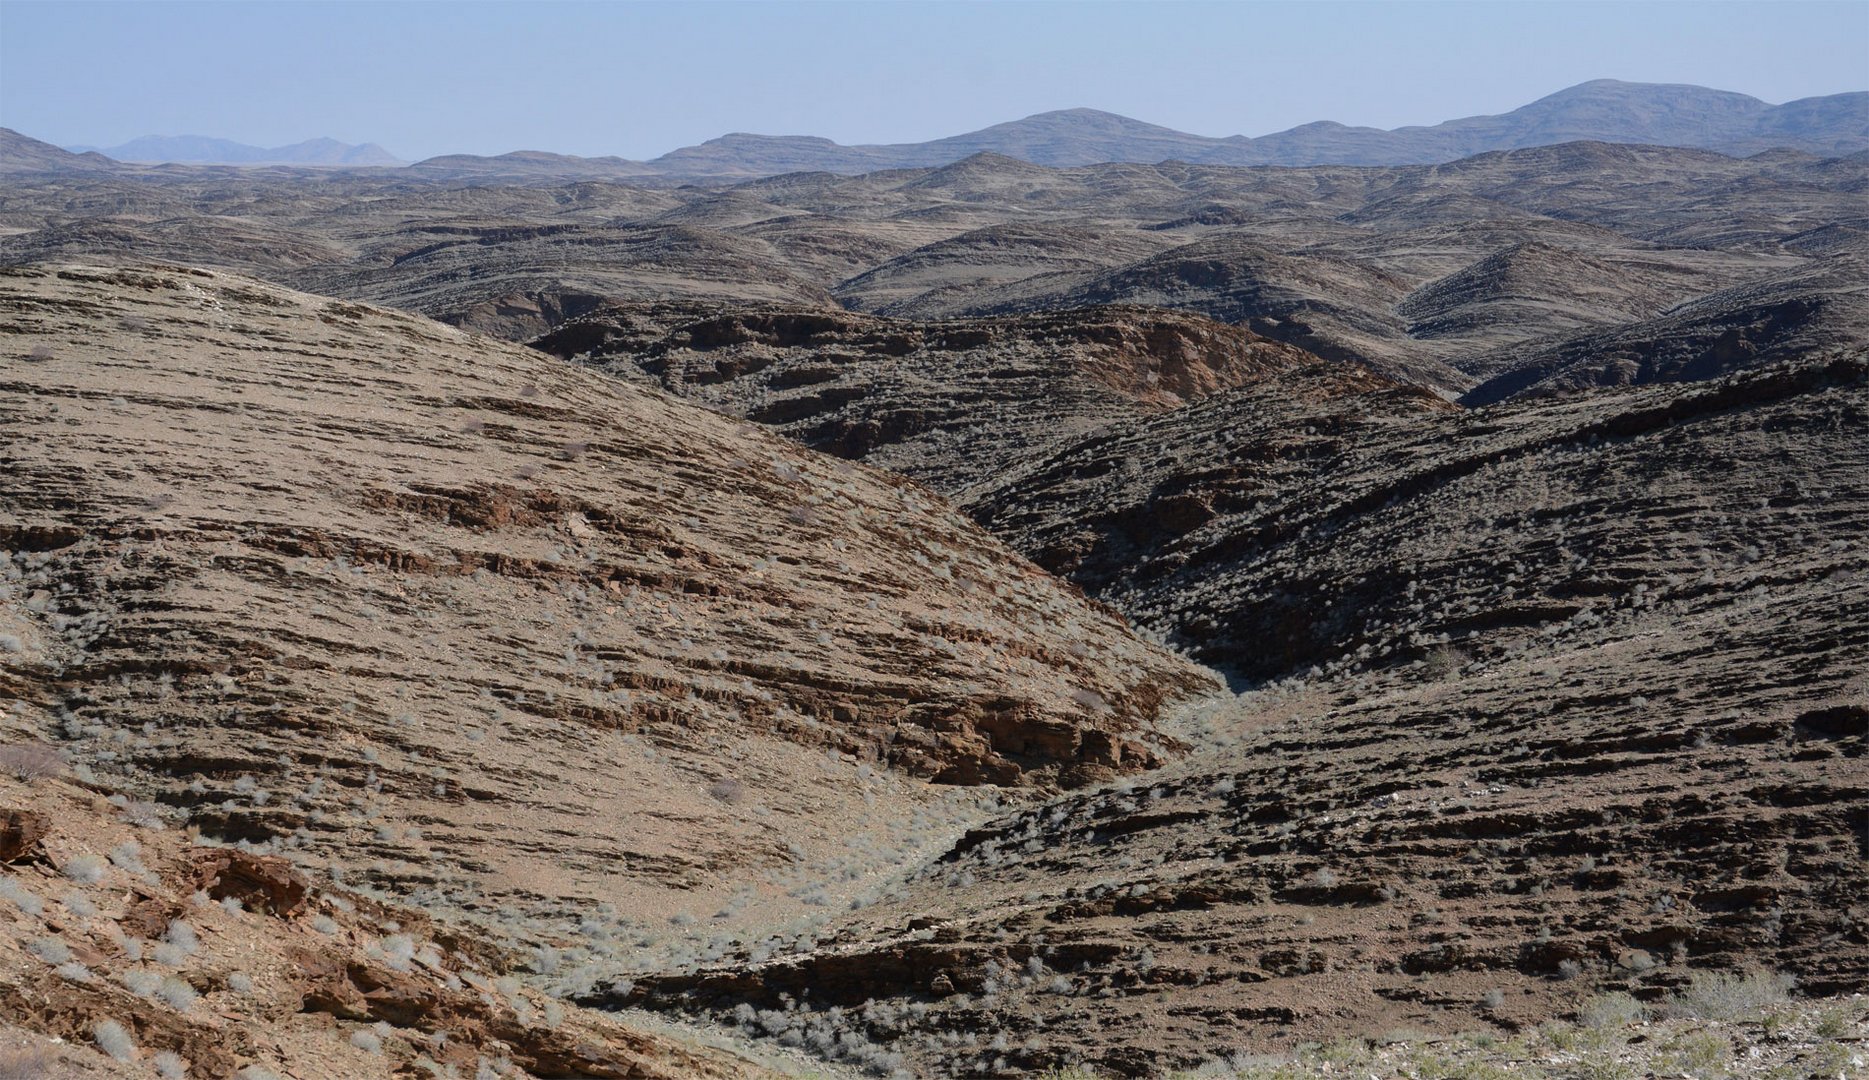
xmin=62 ymin=853 xmax=107 ymax=883
xmin=164 ymin=919 xmax=200 ymax=954
xmin=156 ymin=975 xmax=198 ymax=1012
xmin=93 ymin=1019 xmax=136 ymax=1062
xmin=0 ymin=877 xmax=45 ymax=915
xmin=1580 ymin=991 xmax=1645 ymax=1029
xmin=108 ymin=841 xmax=146 ymax=873
xmin=123 ymin=968 xmax=164 ymax=997
xmin=1664 ymin=967 xmax=1795 ymax=1021
xmin=120 ymin=799 xmax=167 ymax=828
xmin=151 ymin=918 xmax=199 ymax=966
xmin=1422 ymin=643 xmax=1470 ymax=679
xmin=0 ymin=742 xmax=64 ymax=781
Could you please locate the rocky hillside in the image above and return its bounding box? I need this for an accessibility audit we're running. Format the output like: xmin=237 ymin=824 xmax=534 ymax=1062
xmin=583 ymin=352 xmax=1869 ymax=1076
xmin=0 ymin=767 xmax=761 ymax=1078
xmin=4 ymin=143 xmax=1859 ymax=398
xmin=533 ymin=303 xmax=1320 ymax=498
xmin=1460 ymin=254 xmax=1869 ymax=404
xmin=969 ymin=348 xmax=1869 ymax=680
xmin=0 ymin=264 xmax=1219 ymax=1074
xmin=2 ymin=133 xmax=1865 ymax=1078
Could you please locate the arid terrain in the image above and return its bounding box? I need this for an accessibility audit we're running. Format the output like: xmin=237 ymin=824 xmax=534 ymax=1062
xmin=2 ymin=89 xmax=1867 ymax=1080
xmin=4 ymin=126 xmax=1865 ymax=400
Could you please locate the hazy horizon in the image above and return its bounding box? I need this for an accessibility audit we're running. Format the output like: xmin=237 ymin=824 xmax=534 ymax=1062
xmin=3 ymin=1 xmax=1866 ymax=161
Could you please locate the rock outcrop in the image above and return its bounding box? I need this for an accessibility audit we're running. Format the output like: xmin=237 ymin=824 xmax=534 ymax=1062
xmin=0 ymin=771 xmax=761 ymax=1078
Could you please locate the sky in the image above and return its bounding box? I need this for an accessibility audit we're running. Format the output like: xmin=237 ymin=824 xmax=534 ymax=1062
xmin=2 ymin=1 xmax=1865 ymax=161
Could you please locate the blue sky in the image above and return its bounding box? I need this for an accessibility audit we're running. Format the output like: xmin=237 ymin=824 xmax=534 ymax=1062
xmin=3 ymin=1 xmax=1865 ymax=161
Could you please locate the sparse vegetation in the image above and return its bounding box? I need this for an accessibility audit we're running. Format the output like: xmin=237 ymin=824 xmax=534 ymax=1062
xmin=26 ymin=936 xmax=71 ymax=964
xmin=1155 ymin=995 xmax=1861 ymax=1079
xmin=1663 ymin=967 xmax=1795 ymax=1021
xmin=0 ymin=877 xmax=45 ymax=915
xmin=1423 ymin=643 xmax=1470 ymax=679
xmin=0 ymin=742 xmax=63 ymax=780
xmin=157 ymin=975 xmax=199 ymax=1012
xmin=92 ymin=1018 xmax=136 ymax=1062
xmin=1581 ymin=991 xmax=1645 ymax=1029
xmin=62 ymin=853 xmax=107 ymax=883
xmin=123 ymin=968 xmax=164 ymax=997
xmin=705 ymin=778 xmax=747 ymax=805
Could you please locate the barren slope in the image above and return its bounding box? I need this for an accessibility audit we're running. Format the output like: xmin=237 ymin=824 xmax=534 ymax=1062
xmin=533 ymin=302 xmax=1321 ymax=498
xmin=590 ymin=353 xmax=1869 ymax=1076
xmin=4 ymin=144 xmax=1865 ymax=398
xmin=1460 ymin=254 xmax=1869 ymax=403
xmin=0 ymin=265 xmax=1221 ymax=1074
xmin=1394 ymin=241 xmax=1800 ymax=351
xmin=0 ymin=766 xmax=768 ymax=1078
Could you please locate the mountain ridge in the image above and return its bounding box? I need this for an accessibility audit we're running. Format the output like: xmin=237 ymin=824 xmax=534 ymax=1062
xmin=553 ymin=79 xmax=1869 ymax=178
xmin=63 ymin=133 xmax=405 ymax=166
xmin=21 ymin=80 xmax=1862 ymax=181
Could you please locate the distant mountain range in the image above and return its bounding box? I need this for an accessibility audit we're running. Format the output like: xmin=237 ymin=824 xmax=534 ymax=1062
xmin=416 ymin=80 xmax=1869 ymax=180
xmin=635 ymin=81 xmax=1868 ymax=177
xmin=64 ymin=135 xmax=404 ymax=166
xmin=15 ymin=80 xmax=1866 ymax=181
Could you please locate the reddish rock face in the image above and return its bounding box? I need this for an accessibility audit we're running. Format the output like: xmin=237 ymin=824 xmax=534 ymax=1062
xmin=192 ymin=849 xmax=309 ymax=917
xmin=0 ymin=774 xmax=758 ymax=1079
xmin=0 ymin=808 xmax=49 ymax=862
